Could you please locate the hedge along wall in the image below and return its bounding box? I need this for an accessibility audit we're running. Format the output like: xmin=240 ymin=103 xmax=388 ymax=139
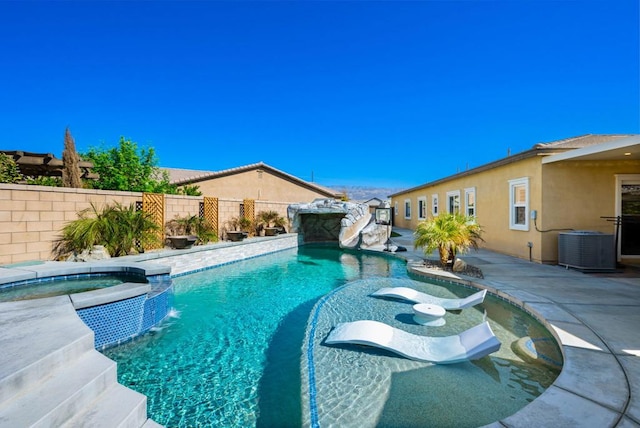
xmin=0 ymin=183 xmax=292 ymax=265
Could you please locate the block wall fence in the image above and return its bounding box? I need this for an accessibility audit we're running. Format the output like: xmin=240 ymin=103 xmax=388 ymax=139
xmin=0 ymin=183 xmax=291 ymax=265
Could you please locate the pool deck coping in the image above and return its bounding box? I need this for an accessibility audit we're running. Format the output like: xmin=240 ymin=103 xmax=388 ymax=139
xmin=0 ymin=230 xmax=638 ymax=427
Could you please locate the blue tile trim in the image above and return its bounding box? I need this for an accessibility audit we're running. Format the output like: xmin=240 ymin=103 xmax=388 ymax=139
xmin=0 ymin=270 xmax=173 ymax=350
xmin=305 ymin=283 xmax=350 ymax=428
xmin=0 ymin=272 xmax=146 ymax=291
xmin=78 ymin=295 xmax=146 ymax=349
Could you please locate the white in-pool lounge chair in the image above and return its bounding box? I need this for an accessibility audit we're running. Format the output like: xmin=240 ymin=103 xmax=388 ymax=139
xmin=325 ymin=320 xmax=500 ymax=364
xmin=370 ymin=287 xmax=487 ymax=310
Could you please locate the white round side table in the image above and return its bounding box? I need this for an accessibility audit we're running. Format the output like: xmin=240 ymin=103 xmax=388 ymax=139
xmin=413 ymin=303 xmax=446 ymax=326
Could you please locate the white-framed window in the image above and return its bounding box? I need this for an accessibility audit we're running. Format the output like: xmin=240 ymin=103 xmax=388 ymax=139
xmin=404 ymin=199 xmax=411 ymax=219
xmin=509 ymin=177 xmax=529 ymax=230
xmin=446 ymin=190 xmax=461 ymax=214
xmin=431 ymin=194 xmax=439 ymax=216
xmin=394 ymin=201 xmax=398 ymax=216
xmin=418 ymin=197 xmax=427 ymax=220
xmin=464 ymin=187 xmax=476 ymax=217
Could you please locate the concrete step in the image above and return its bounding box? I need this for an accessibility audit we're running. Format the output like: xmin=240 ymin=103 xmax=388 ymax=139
xmin=0 ymin=296 xmax=95 ymax=404
xmin=0 ymin=351 xmax=117 ymax=427
xmin=62 ymin=383 xmax=149 ymax=428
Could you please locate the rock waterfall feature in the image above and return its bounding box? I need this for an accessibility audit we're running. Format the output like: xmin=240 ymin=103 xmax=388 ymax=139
xmin=288 ymin=199 xmax=391 ymax=251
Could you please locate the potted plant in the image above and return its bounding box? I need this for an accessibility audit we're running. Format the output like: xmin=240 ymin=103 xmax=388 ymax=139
xmin=165 ymin=215 xmax=218 ymax=249
xmin=256 ymin=210 xmax=287 ymax=236
xmin=226 ymin=216 xmax=253 ymax=241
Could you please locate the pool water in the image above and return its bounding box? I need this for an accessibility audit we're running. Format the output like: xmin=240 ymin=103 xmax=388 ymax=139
xmin=305 ymin=276 xmax=562 ymax=427
xmin=0 ymin=274 xmax=143 ymax=302
xmin=103 ymin=246 xmax=407 ymax=427
xmin=103 ymin=246 xmax=560 ymax=427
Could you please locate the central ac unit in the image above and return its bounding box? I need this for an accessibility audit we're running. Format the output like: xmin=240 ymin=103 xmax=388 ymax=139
xmin=558 ymin=231 xmax=616 ymax=271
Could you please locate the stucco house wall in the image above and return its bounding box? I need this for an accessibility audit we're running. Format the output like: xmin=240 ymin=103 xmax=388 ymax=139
xmin=193 ymin=168 xmax=333 ymax=203
xmin=392 ymin=156 xmax=543 ymax=262
xmin=390 ymin=135 xmax=640 ymax=264
xmin=540 ymin=160 xmax=640 ymax=263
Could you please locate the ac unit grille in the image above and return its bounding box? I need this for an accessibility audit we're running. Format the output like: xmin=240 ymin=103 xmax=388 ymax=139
xmin=558 ymin=231 xmax=615 ymax=271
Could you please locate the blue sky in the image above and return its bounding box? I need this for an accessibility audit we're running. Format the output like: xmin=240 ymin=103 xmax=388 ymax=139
xmin=1 ymin=1 xmax=638 ymax=189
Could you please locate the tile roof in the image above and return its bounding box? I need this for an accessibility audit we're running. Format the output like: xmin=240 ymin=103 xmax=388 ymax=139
xmin=389 ymin=133 xmax=639 ymax=197
xmin=160 ymin=162 xmax=341 ymax=197
xmin=533 ymin=134 xmax=634 ymax=150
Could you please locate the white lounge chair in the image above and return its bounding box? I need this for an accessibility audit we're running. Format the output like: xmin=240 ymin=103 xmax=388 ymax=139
xmin=370 ymin=287 xmax=487 ymax=310
xmin=325 ymin=320 xmax=500 ymax=364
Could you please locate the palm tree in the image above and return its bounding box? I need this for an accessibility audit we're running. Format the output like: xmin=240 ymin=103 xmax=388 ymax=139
xmin=414 ymin=213 xmax=483 ymax=266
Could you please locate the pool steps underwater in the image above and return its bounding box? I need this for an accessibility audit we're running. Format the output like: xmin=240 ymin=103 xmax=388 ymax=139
xmin=0 ymin=296 xmax=160 ymax=427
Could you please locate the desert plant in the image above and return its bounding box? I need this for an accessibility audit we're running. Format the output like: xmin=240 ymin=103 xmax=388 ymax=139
xmin=0 ymin=153 xmax=22 ymax=183
xmin=165 ymin=214 xmax=218 ymax=244
xmin=53 ymin=202 xmax=160 ymax=259
xmin=413 ymin=213 xmax=483 ymax=266
xmin=227 ymin=216 xmax=253 ymax=232
xmin=256 ymin=210 xmax=284 ymax=228
xmin=256 ymin=210 xmax=287 ymax=235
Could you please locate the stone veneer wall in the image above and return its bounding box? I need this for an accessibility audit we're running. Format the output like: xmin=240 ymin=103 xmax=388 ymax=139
xmin=128 ymin=233 xmax=299 ymax=276
xmin=0 ymin=183 xmax=291 ymax=265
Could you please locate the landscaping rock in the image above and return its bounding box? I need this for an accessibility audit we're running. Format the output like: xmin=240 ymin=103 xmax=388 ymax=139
xmin=66 ymin=245 xmax=111 ymax=262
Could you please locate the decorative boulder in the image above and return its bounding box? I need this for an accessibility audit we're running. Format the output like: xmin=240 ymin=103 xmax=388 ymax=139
xmin=67 ymin=245 xmax=111 ymax=262
xmin=452 ymin=257 xmax=467 ymax=272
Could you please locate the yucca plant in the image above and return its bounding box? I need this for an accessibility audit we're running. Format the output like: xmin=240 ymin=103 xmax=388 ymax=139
xmin=53 ymin=202 xmax=160 ymax=259
xmin=413 ymin=213 xmax=483 ymax=266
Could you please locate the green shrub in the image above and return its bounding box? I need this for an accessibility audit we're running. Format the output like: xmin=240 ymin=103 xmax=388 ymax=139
xmin=24 ymin=176 xmax=62 ymax=187
xmin=53 ymin=202 xmax=161 ymax=259
xmin=0 ymin=153 xmax=22 ymax=183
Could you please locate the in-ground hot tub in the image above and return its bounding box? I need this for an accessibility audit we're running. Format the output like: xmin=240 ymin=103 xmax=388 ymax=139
xmin=0 ymin=261 xmax=174 ymax=349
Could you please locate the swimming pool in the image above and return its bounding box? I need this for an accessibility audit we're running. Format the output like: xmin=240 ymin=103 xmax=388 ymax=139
xmin=103 ymin=246 xmax=560 ymax=427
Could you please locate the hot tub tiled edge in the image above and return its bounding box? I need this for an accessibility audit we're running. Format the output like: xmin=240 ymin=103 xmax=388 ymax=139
xmin=0 ymin=262 xmax=174 ymax=350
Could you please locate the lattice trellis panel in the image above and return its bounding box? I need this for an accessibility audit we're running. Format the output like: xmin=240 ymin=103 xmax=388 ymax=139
xmin=243 ymin=198 xmax=255 ymax=222
xmin=203 ymin=197 xmax=219 ymax=235
xmin=142 ymin=192 xmax=165 ymax=249
xmin=243 ymin=198 xmax=255 ymax=236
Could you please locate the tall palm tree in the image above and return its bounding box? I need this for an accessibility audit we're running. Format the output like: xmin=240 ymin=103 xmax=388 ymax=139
xmin=414 ymin=213 xmax=483 ymax=266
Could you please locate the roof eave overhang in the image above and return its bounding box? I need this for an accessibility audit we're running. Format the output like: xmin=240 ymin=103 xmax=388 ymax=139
xmin=173 ymin=163 xmax=340 ymax=198
xmin=541 ymin=135 xmax=640 ymax=164
xmin=389 ymin=147 xmax=561 ymax=197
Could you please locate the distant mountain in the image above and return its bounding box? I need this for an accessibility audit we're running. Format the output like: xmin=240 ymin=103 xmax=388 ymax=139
xmin=327 ymin=185 xmax=404 ymax=202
